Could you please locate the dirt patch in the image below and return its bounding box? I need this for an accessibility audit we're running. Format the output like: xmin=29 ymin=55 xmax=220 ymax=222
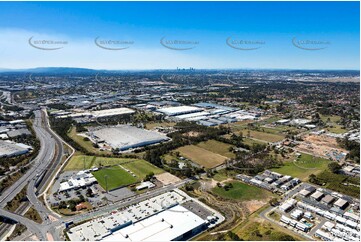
xmin=183 ymin=131 xmax=201 ymax=137
xmin=243 ymin=200 xmax=267 ymax=214
xmin=297 ymin=134 xmax=348 ymax=161
xmin=155 ymin=172 xmax=181 ymax=185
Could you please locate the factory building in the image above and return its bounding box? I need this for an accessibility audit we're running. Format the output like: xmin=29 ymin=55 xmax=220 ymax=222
xmin=67 ymin=191 xmax=221 ymax=241
xmin=88 ymin=125 xmax=169 ymax=151
xmin=157 ymin=105 xmax=203 ymax=116
xmin=0 ymin=140 xmax=32 ymax=157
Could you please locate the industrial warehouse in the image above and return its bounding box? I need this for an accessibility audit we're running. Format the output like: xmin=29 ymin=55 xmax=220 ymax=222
xmin=0 ymin=140 xmax=32 ymax=157
xmin=152 ymin=103 xmax=262 ymax=127
xmin=87 ymin=125 xmax=170 ymax=151
xmin=66 ymin=190 xmax=224 ymax=241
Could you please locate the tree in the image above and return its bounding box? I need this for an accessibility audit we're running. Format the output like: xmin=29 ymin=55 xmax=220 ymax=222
xmin=86 ymin=188 xmax=93 ymax=197
xmin=144 ymin=172 xmax=154 ymax=181
xmin=226 ymin=231 xmax=242 ymax=241
xmin=269 ymin=198 xmax=279 ymax=206
xmin=328 ymin=162 xmax=341 ymax=173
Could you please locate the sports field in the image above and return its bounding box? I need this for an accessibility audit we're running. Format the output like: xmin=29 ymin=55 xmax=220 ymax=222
xmin=176 ymin=145 xmax=227 ymax=168
xmin=196 ymin=140 xmax=235 ymax=158
xmin=212 ymin=181 xmax=272 ymax=201
xmin=271 ymin=153 xmax=330 ymax=180
xmin=92 ymin=166 xmax=137 ymax=190
xmin=64 ymin=155 xmax=142 ymax=171
xmin=121 ymin=159 xmax=164 ymax=179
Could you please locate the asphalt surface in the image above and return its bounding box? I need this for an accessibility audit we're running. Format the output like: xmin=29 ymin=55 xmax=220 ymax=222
xmin=0 ymin=109 xmax=64 ymax=240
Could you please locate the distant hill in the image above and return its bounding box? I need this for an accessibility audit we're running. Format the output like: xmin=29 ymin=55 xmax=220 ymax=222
xmin=0 ymin=67 xmax=100 ymax=74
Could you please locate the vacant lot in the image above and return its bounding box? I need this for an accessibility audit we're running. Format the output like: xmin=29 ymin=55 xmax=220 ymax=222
xmin=212 ymin=181 xmax=273 ymax=201
xmin=321 ymin=115 xmax=348 ymax=134
xmin=145 ymin=121 xmax=176 ymax=130
xmin=235 ymin=220 xmax=299 ymax=241
xmin=196 ymin=140 xmax=235 ymax=158
xmin=92 ymin=166 xmax=137 ymax=190
xmin=176 ymin=145 xmax=227 ymax=168
xmin=312 ymin=170 xmax=360 ymax=198
xmin=246 ymin=129 xmax=285 ymax=142
xmin=64 ymin=155 xmax=142 ymax=171
xmin=271 ymin=153 xmax=330 ymax=180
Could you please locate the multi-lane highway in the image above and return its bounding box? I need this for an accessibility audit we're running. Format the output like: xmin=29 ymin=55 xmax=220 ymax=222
xmin=0 ymin=109 xmax=65 ymax=240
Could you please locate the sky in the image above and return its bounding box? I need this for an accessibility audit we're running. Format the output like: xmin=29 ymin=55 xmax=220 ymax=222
xmin=0 ymin=1 xmax=359 ymax=70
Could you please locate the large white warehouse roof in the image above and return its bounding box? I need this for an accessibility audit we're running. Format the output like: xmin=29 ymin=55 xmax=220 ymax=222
xmin=90 ymin=125 xmax=169 ymax=151
xmin=157 ymin=105 xmax=202 ymax=116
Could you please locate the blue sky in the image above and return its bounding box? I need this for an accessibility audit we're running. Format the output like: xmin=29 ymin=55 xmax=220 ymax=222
xmin=0 ymin=1 xmax=359 ymax=70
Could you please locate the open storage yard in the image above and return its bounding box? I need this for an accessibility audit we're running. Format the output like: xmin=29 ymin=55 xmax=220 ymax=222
xmin=176 ymin=145 xmax=228 ymax=168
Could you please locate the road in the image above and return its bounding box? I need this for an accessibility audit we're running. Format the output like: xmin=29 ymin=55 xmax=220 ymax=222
xmin=0 ymin=109 xmax=65 ymax=240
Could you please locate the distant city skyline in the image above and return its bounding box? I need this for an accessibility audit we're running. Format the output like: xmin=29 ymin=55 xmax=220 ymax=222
xmin=0 ymin=1 xmax=359 ymax=70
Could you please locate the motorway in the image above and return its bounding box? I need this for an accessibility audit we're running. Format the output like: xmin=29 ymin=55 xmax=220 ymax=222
xmin=0 ymin=109 xmax=65 ymax=240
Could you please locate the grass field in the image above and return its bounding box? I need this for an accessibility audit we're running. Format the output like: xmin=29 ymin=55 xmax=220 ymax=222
xmin=212 ymin=181 xmax=273 ymax=201
xmin=246 ymin=129 xmax=285 ymax=142
xmin=196 ymin=140 xmax=235 ymax=158
xmin=242 ymin=137 xmax=266 ymax=146
xmin=320 ymin=115 xmax=348 ymax=134
xmin=176 ymin=145 xmax=227 ymax=168
xmin=121 ymin=159 xmax=164 ymax=179
xmin=92 ymin=166 xmax=138 ymax=190
xmin=235 ymin=220 xmax=299 ymax=241
xmin=64 ymin=155 xmax=143 ymax=171
xmin=66 ymin=155 xmax=164 ymax=185
xmin=271 ymin=153 xmax=330 ymax=180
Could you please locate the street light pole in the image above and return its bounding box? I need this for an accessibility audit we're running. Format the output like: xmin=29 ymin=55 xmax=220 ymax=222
xmin=105 ymin=175 xmax=108 ymax=193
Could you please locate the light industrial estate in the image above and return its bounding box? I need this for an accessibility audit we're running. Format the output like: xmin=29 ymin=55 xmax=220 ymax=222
xmin=0 ymin=68 xmax=359 ymax=242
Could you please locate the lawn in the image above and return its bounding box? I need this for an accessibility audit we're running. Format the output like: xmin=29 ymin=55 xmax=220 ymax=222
xmin=64 ymin=155 xmax=144 ymax=171
xmin=196 ymin=140 xmax=235 ymax=158
xmin=176 ymin=145 xmax=227 ymax=168
xmin=211 ymin=181 xmax=273 ymax=201
xmin=92 ymin=166 xmax=138 ymax=190
xmin=271 ymin=153 xmax=330 ymax=180
xmin=121 ymin=159 xmax=164 ymax=180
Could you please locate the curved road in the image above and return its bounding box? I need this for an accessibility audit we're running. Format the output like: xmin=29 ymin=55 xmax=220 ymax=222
xmin=0 ymin=109 xmax=65 ymax=240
